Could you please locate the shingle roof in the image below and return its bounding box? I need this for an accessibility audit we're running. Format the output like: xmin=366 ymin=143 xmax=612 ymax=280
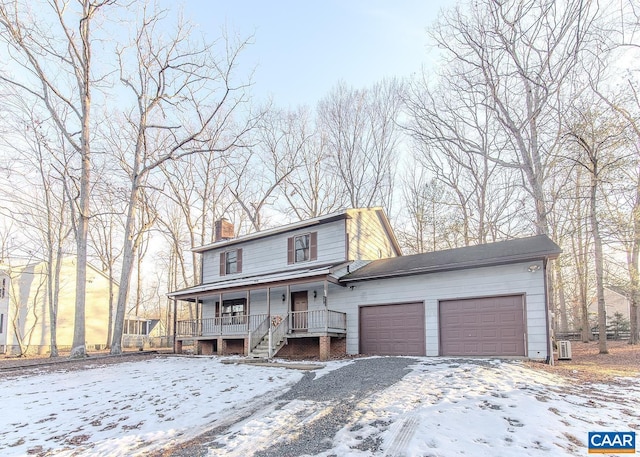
xmin=341 ymin=235 xmax=561 ymax=282
xmin=167 ymin=262 xmax=347 ymax=300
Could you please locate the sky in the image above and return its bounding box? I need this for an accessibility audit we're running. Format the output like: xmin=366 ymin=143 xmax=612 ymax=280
xmin=177 ymin=0 xmax=456 ymax=108
xmin=1 ymin=356 xmax=637 ymax=456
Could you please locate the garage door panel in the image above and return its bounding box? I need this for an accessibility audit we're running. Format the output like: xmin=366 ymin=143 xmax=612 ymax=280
xmin=440 ymin=296 xmax=525 ymax=357
xmin=360 ymin=303 xmax=425 ymax=356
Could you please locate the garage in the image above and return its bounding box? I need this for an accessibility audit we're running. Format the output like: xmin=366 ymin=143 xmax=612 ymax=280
xmin=439 ymin=295 xmax=526 ymax=357
xmin=359 ymin=302 xmax=425 ymax=356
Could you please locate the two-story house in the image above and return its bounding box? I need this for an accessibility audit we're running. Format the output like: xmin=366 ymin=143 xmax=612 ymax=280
xmin=168 ymin=208 xmax=561 ymax=361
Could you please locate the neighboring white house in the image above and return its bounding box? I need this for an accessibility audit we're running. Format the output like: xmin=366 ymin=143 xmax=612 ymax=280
xmin=590 ymin=287 xmax=632 ymax=324
xmin=168 ymin=208 xmax=561 ymax=361
xmin=0 ymin=264 xmax=10 ymax=353
xmin=2 ymin=258 xmax=116 ymax=355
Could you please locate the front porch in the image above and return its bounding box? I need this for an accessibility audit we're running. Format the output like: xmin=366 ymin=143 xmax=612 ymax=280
xmin=175 ymin=309 xmax=347 ymax=360
xmin=169 ymin=266 xmax=350 ymax=361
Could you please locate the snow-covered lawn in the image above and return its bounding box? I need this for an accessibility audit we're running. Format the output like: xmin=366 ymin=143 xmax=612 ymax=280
xmin=0 ymin=357 xmax=305 ymax=456
xmin=0 ymin=356 xmax=638 ymax=456
xmin=324 ymin=359 xmax=640 ymax=456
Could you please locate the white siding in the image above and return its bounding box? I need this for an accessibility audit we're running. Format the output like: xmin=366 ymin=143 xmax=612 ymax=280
xmin=198 ymin=284 xmax=329 ymax=321
xmin=201 ymin=220 xmax=347 ymax=283
xmin=329 ymin=260 xmax=549 ymax=360
xmin=346 ymin=209 xmax=398 ymax=260
xmin=0 ymin=272 xmax=9 ymax=348
xmin=194 ymin=261 xmax=549 ymax=360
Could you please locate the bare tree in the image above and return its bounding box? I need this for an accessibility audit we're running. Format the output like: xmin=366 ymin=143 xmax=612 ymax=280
xmin=159 ymin=150 xmax=233 ymax=283
xmin=0 ymin=0 xmax=112 ymax=357
xmin=404 ymin=71 xmax=524 ymax=246
xmin=225 ymin=105 xmax=302 ymax=232
xmin=563 ymin=101 xmax=630 ymax=354
xmin=273 ymin=106 xmax=345 ymax=220
xmin=108 ymin=5 xmax=255 ymax=354
xmin=429 ymin=0 xmax=599 ymax=235
xmin=318 ymin=79 xmax=402 ymax=212
xmin=398 ymin=168 xmax=456 ymax=253
xmin=88 ymin=183 xmax=124 ymax=348
xmin=0 ymin=94 xmax=77 ymax=357
xmin=589 ymin=3 xmax=640 ymax=344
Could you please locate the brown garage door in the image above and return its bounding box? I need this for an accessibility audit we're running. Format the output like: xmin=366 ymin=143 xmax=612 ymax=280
xmin=360 ymin=303 xmax=425 ymax=356
xmin=439 ymin=295 xmax=525 ymax=357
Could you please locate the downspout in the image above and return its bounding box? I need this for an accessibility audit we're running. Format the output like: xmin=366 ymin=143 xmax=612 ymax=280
xmin=543 ymin=258 xmax=554 ymax=366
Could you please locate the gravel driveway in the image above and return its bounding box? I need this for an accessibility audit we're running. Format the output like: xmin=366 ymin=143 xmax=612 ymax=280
xmin=161 ymin=357 xmax=416 ymax=457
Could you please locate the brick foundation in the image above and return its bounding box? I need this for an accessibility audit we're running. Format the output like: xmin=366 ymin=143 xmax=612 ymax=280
xmin=276 ymin=338 xmax=320 ymax=359
xmin=319 ymin=336 xmax=330 ymax=361
xmin=175 ymin=340 xmax=183 ymax=354
xmin=276 ymin=336 xmax=347 ymax=360
xmin=330 ymin=337 xmax=347 ymax=358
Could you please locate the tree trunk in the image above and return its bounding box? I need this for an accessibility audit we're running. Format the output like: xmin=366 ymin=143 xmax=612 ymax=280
xmin=110 ymin=184 xmax=140 ymax=355
xmin=555 ymin=261 xmax=569 ymax=334
xmin=70 ymin=0 xmax=94 ymax=359
xmin=629 ymin=182 xmax=640 ymax=345
xmin=106 ymin=261 xmax=114 ymax=349
xmin=590 ymin=172 xmax=608 ymax=354
xmin=574 ymin=228 xmax=591 ymax=343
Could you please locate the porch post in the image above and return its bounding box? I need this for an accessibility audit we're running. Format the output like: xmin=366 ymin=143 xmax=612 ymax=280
xmin=218 ymin=292 xmax=223 ymax=336
xmin=217 ymin=292 xmax=223 ymax=354
xmin=195 ymin=296 xmax=200 ymax=337
xmin=323 ymin=280 xmax=328 ymax=308
xmin=324 ymin=279 xmax=329 ymax=332
xmin=172 ymin=298 xmax=178 ymax=354
xmin=286 ymin=284 xmax=291 ymax=331
xmin=246 ymin=289 xmax=251 ymax=331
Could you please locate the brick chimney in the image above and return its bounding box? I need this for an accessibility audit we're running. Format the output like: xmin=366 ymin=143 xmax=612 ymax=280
xmin=214 ymin=219 xmax=234 ymax=242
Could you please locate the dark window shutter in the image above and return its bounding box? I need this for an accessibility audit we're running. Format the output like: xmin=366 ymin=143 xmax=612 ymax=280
xmin=287 ymin=237 xmax=294 ymax=264
xmin=310 ymin=232 xmax=318 ymax=261
xmin=219 ymin=252 xmax=226 ymax=276
xmin=236 ymin=248 xmax=243 ymax=273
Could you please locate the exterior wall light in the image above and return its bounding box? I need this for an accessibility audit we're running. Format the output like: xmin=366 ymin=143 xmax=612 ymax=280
xmin=528 ymin=264 xmax=541 ymax=272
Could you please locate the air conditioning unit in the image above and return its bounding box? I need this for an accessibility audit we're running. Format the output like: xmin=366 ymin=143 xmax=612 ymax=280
xmin=558 ymin=340 xmax=572 ymax=360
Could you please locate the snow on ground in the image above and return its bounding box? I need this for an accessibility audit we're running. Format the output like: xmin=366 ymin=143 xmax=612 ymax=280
xmin=323 ymin=358 xmax=640 ymax=456
xmin=0 ymin=356 xmax=304 ymax=456
xmin=1 ymin=356 xmax=638 ymax=456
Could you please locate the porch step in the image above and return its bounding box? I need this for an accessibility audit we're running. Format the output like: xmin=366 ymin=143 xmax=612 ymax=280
xmin=249 ymin=334 xmax=285 ymax=359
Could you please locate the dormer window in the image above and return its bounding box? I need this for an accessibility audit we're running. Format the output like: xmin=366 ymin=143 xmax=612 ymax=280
xmin=288 ymin=232 xmax=318 ymax=264
xmin=219 ymin=249 xmax=242 ymax=276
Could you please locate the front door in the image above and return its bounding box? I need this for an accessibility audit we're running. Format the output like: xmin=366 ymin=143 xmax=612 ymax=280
xmin=291 ymin=291 xmax=308 ymax=332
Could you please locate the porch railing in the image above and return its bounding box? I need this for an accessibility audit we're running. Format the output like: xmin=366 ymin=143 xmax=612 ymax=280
xmin=269 ymin=317 xmax=289 ymax=357
xmin=176 ymin=313 xmax=268 ymax=338
xmin=248 ymin=315 xmax=270 ymax=351
xmin=176 ymin=310 xmax=347 ymax=338
xmin=290 ymin=309 xmax=347 ymax=333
